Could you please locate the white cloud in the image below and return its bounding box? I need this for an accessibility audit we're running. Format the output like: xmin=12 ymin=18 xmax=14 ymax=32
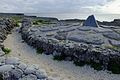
xmin=0 ymin=0 xmax=119 ymax=14
xmin=92 ymin=0 xmax=120 ymax=14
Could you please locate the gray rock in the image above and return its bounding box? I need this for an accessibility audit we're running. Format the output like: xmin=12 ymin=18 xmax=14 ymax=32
xmin=19 ymin=74 xmax=37 ymax=80
xmin=0 ymin=48 xmax=5 ymax=56
xmin=24 ymin=65 xmax=39 ymax=74
xmin=10 ymin=68 xmax=23 ymax=79
xmin=83 ymin=15 xmax=99 ymax=27
xmin=103 ymin=31 xmax=120 ymax=40
xmin=35 ymin=69 xmax=47 ymax=79
xmin=17 ymin=62 xmax=28 ymax=71
xmin=0 ymin=65 xmax=14 ymax=73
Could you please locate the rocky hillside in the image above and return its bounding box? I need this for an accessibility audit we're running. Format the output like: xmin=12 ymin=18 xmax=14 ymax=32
xmin=20 ymin=18 xmax=120 ymax=74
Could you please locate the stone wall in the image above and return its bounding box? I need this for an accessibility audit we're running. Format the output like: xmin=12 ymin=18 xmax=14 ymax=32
xmin=20 ymin=19 xmax=120 ymax=74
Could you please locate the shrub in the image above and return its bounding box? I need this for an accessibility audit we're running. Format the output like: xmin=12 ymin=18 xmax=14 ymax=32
xmin=73 ymin=60 xmax=86 ymax=66
xmin=107 ymin=59 xmax=120 ymax=74
xmin=90 ymin=62 xmax=103 ymax=71
xmin=2 ymin=47 xmax=11 ymax=55
xmin=15 ymin=22 xmax=19 ymax=27
xmin=36 ymin=48 xmax=44 ymax=54
xmin=53 ymin=55 xmax=65 ymax=61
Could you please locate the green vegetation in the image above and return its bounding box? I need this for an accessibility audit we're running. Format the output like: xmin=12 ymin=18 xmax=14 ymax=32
xmin=12 ymin=16 xmax=22 ymax=27
xmin=90 ymin=62 xmax=103 ymax=71
xmin=105 ymin=45 xmax=120 ymax=52
xmin=53 ymin=55 xmax=65 ymax=61
xmin=2 ymin=47 xmax=11 ymax=55
xmin=107 ymin=59 xmax=120 ymax=74
xmin=32 ymin=19 xmax=51 ymax=25
xmin=36 ymin=48 xmax=44 ymax=54
xmin=73 ymin=60 xmax=86 ymax=66
xmin=73 ymin=60 xmax=103 ymax=71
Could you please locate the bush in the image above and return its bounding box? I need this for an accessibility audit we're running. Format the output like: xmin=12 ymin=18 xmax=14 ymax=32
xmin=2 ymin=47 xmax=11 ymax=55
xmin=90 ymin=62 xmax=103 ymax=71
xmin=36 ymin=48 xmax=44 ymax=54
xmin=53 ymin=55 xmax=65 ymax=61
xmin=107 ymin=59 xmax=120 ymax=74
xmin=73 ymin=60 xmax=86 ymax=66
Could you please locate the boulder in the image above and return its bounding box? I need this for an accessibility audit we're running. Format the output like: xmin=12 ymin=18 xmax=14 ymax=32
xmin=10 ymin=68 xmax=23 ymax=79
xmin=83 ymin=15 xmax=99 ymax=27
xmin=0 ymin=65 xmax=14 ymax=73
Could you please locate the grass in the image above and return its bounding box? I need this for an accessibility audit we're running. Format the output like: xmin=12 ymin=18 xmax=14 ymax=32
xmin=105 ymin=45 xmax=120 ymax=52
xmin=32 ymin=19 xmax=51 ymax=25
xmin=2 ymin=47 xmax=11 ymax=55
xmin=53 ymin=55 xmax=65 ymax=61
xmin=12 ymin=16 xmax=22 ymax=27
xmin=36 ymin=48 xmax=44 ymax=54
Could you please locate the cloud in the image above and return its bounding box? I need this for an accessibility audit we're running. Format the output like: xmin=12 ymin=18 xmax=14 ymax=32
xmin=0 ymin=0 xmax=119 ymax=14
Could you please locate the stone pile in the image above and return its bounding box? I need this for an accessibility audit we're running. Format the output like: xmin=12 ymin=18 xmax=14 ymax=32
xmin=0 ymin=18 xmax=53 ymax=80
xmin=0 ymin=56 xmax=50 ymax=80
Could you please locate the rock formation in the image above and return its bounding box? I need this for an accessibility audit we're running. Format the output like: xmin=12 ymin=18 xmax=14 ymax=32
xmin=83 ymin=15 xmax=99 ymax=27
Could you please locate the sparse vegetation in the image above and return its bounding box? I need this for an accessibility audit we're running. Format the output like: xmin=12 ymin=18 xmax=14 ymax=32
xmin=2 ymin=47 xmax=11 ymax=55
xmin=12 ymin=16 xmax=21 ymax=27
xmin=36 ymin=48 xmax=44 ymax=54
xmin=53 ymin=55 xmax=65 ymax=61
xmin=105 ymin=45 xmax=120 ymax=52
xmin=32 ymin=19 xmax=51 ymax=25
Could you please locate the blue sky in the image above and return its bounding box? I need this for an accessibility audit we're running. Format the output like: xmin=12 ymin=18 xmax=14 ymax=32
xmin=0 ymin=0 xmax=120 ymax=14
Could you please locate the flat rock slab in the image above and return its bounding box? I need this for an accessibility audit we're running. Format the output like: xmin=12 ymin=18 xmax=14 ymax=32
xmin=68 ymin=33 xmax=104 ymax=45
xmin=103 ymin=31 xmax=120 ymax=41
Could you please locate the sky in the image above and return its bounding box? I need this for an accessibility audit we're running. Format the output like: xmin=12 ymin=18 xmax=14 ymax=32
xmin=0 ymin=0 xmax=120 ymax=14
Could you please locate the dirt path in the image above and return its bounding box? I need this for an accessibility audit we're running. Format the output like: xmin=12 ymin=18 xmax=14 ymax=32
xmin=3 ymin=28 xmax=120 ymax=80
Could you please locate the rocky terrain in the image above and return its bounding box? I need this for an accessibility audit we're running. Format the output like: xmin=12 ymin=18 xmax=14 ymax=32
xmin=20 ymin=18 xmax=120 ymax=74
xmin=0 ymin=18 xmax=53 ymax=80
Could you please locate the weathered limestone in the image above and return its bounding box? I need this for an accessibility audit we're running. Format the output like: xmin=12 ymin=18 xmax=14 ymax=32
xmin=83 ymin=15 xmax=99 ymax=27
xmin=20 ymin=18 xmax=120 ymax=73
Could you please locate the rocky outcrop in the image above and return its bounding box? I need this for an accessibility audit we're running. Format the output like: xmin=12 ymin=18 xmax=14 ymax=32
xmin=20 ymin=18 xmax=120 ymax=74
